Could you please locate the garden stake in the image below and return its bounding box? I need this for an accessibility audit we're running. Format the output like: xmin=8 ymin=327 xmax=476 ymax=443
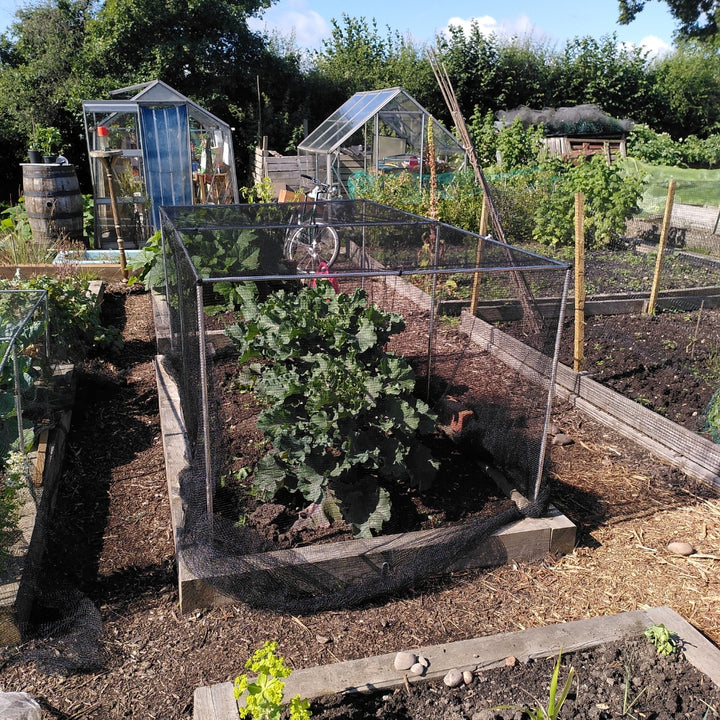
xmin=647 ymin=178 xmax=675 ymax=315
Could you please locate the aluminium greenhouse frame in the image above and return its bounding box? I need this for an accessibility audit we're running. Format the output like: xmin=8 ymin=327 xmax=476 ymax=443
xmin=297 ymin=87 xmax=468 ymax=198
xmin=83 ymin=80 xmax=239 ymax=249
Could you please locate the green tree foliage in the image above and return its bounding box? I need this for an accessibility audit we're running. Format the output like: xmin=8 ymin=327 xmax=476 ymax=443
xmin=0 ymin=0 xmax=90 ymax=197
xmin=619 ymin=0 xmax=720 ymax=41
xmin=310 ymin=15 xmax=430 ymax=111
xmin=551 ymin=35 xmax=652 ymax=122
xmin=648 ymin=40 xmax=720 ymax=137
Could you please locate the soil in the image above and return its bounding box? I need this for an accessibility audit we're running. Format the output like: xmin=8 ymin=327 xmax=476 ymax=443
xmin=0 ymin=286 xmax=718 ymax=719
xmin=558 ymin=309 xmax=720 ymax=435
xmin=315 ymin=636 xmax=720 ymax=720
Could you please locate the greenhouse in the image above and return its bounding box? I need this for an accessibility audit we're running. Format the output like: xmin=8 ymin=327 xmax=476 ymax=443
xmin=297 ymin=87 xmax=468 ymax=197
xmin=82 ymin=80 xmax=239 ymax=248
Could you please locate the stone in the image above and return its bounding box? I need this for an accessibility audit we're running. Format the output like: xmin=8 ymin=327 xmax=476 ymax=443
xmin=551 ymin=433 xmax=574 ymax=446
xmin=463 ymin=670 xmax=474 ymax=684
xmin=667 ymin=541 xmax=694 ymax=556
xmin=417 ymin=654 xmax=429 ymax=668
xmin=394 ymin=651 xmax=417 ymax=671
xmin=443 ymin=668 xmax=463 ymax=687
xmin=410 ymin=662 xmax=426 ymax=676
xmin=0 ymin=692 xmax=42 ymax=720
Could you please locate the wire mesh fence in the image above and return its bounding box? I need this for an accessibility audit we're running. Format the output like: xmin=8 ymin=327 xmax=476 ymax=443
xmin=158 ymin=199 xmax=571 ymax=611
xmin=0 ymin=289 xmax=50 ymax=483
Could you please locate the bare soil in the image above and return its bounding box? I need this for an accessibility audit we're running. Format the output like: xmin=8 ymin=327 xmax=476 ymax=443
xmin=0 ymin=286 xmax=718 ymax=720
xmin=315 ymin=636 xmax=720 ymax=719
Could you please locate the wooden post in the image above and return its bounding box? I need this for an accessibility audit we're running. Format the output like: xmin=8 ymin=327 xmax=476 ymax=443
xmin=574 ymin=192 xmax=585 ymax=373
xmin=647 ymin=179 xmax=676 ymax=315
xmin=469 ymin=194 xmax=489 ymax=316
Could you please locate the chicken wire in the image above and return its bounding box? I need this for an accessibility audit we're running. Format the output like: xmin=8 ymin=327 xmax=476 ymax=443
xmin=158 ymin=200 xmax=570 ymax=611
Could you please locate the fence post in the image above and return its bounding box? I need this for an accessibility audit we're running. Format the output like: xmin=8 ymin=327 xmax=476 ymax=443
xmin=647 ymin=179 xmax=676 ymax=315
xmin=574 ymin=192 xmax=585 ymax=373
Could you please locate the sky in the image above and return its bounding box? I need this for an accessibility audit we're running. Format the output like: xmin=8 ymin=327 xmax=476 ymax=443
xmin=245 ymin=0 xmax=678 ymax=56
xmin=0 ymin=0 xmax=677 ymax=57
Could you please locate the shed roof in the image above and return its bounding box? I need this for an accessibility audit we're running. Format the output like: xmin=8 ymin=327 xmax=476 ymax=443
xmin=298 ymin=87 xmax=465 ymax=157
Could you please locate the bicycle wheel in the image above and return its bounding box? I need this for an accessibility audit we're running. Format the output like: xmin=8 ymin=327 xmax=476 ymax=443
xmin=285 ymin=222 xmax=339 ymax=273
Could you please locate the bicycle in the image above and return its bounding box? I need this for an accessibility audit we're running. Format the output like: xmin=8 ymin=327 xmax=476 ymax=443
xmin=283 ymin=174 xmax=340 ymax=273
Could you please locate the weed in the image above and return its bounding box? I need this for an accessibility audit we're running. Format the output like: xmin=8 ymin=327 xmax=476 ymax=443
xmin=644 ymin=623 xmax=679 ymax=655
xmin=621 ymin=662 xmax=648 ymax=718
xmin=233 ymin=641 xmax=311 ymax=720
xmin=494 ymin=650 xmax=576 ymax=719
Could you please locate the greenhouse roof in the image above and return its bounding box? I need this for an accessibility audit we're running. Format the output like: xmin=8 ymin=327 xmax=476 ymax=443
xmin=298 ymin=87 xmax=465 ymax=157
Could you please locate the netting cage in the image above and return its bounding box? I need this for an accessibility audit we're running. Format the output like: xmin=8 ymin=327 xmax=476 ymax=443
xmin=158 ymin=199 xmax=570 ymax=612
xmin=0 ymin=289 xmax=50 ymax=499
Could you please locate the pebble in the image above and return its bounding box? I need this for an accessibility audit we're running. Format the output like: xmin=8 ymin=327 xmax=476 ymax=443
xmin=443 ymin=668 xmax=463 ymax=687
xmin=551 ymin=433 xmax=574 ymax=446
xmin=410 ymin=662 xmax=426 ymax=676
xmin=394 ymin=651 xmax=417 ymax=671
xmin=667 ymin=541 xmax=694 ymax=556
xmin=463 ymin=670 xmax=474 ymax=684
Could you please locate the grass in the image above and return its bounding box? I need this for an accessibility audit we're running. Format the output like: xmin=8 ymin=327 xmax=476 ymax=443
xmin=624 ymin=159 xmax=720 ymax=214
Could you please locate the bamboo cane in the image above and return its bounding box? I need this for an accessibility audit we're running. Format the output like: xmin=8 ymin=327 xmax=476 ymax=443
xmin=647 ymin=179 xmax=676 ymax=315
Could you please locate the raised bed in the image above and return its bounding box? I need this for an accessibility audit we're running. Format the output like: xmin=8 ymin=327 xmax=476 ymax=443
xmin=193 ymin=606 xmax=720 ymax=719
xmin=154 ymin=349 xmax=576 ymax=614
xmin=459 ymin=310 xmax=720 ymax=490
xmin=0 ymin=363 xmax=75 ymax=645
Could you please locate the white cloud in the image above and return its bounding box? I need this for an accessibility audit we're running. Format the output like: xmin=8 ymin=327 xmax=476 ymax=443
xmin=442 ymin=13 xmax=543 ymax=41
xmin=639 ymin=34 xmax=673 ymax=57
xmin=249 ymin=3 xmax=331 ymax=49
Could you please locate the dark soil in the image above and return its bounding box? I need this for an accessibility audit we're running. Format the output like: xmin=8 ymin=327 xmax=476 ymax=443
xmin=315 ymin=637 xmax=720 ymax=720
xmin=559 ymin=308 xmax=720 ymax=434
xmin=0 ymin=286 xmax=717 ymax=719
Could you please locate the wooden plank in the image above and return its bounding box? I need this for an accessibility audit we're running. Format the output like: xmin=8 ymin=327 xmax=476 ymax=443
xmin=193 ymin=683 xmax=237 ymax=720
xmin=172 ymin=508 xmax=573 ymax=614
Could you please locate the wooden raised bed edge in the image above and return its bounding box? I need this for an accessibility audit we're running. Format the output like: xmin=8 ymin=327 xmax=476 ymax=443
xmin=193 ymin=606 xmax=720 ymax=720
xmin=458 ymin=311 xmax=720 ymax=491
xmin=0 ymin=281 xmax=105 ymax=645
xmin=150 ymin=284 xmax=576 ymax=615
xmin=0 ymin=362 xmax=76 ymax=645
xmin=0 ymin=264 xmax=131 ymax=283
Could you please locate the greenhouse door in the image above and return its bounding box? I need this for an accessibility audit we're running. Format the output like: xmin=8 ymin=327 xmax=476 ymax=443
xmin=139 ymin=104 xmax=193 ymax=228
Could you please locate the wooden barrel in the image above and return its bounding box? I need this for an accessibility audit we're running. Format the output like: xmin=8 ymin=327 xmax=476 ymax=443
xmin=22 ymin=164 xmax=84 ymax=245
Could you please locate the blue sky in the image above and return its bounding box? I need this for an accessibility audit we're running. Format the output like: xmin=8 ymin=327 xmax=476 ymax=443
xmin=246 ymin=0 xmax=678 ymax=56
xmin=0 ymin=0 xmax=677 ymax=56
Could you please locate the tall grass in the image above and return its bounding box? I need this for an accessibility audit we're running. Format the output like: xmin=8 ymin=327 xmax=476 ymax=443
xmin=0 ymin=200 xmax=58 ymax=265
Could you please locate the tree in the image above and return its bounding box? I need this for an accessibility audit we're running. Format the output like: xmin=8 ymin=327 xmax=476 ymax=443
xmin=648 ymin=40 xmax=720 ymax=136
xmin=550 ymin=35 xmax=652 ymax=122
xmin=619 ymin=0 xmax=720 ymax=41
xmin=0 ymin=0 xmax=91 ymax=199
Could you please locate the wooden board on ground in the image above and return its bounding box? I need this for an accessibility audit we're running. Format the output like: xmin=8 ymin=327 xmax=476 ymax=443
xmin=193 ymin=606 xmax=720 ymax=720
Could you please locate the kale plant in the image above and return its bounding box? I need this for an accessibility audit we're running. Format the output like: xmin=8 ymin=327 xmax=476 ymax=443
xmin=225 ymin=283 xmax=438 ymax=536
